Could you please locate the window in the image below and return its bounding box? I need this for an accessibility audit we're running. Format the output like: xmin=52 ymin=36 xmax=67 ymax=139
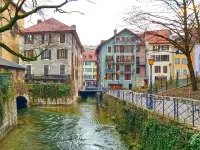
xmin=136 ymin=46 xmax=140 ymax=52
xmin=89 ymin=55 xmax=92 ymax=58
xmin=136 ymin=57 xmax=140 ymax=65
xmin=176 ymin=69 xmax=180 ymax=76
xmin=107 ymin=64 xmax=112 ymax=69
xmin=57 ymin=49 xmax=67 ymax=59
xmin=161 ymin=55 xmax=169 ymax=61
xmin=136 ymin=68 xmax=140 ymax=74
xmin=116 ymin=74 xmax=119 ymax=80
xmin=60 ymin=65 xmax=65 ymax=74
xmin=116 ymin=64 xmax=120 ymax=71
xmin=44 ymin=65 xmax=49 ymax=75
xmin=124 ymin=65 xmax=131 ymax=71
xmin=85 ymin=68 xmax=92 ymax=72
xmin=26 ymin=65 xmax=31 ymax=74
xmin=182 ymin=58 xmax=187 ymax=64
xmin=106 ymin=73 xmax=113 ymax=80
xmin=163 ymin=66 xmax=167 ymax=73
xmin=161 ymin=45 xmax=169 ymax=51
xmin=153 ymin=55 xmax=161 ymax=61
xmin=114 ymin=46 xmax=120 ymax=53
xmin=25 ymin=34 xmax=34 ymax=44
xmin=116 ymin=37 xmax=120 ymax=42
xmin=93 ymin=75 xmax=96 ymax=79
xmin=24 ymin=50 xmax=34 ymax=57
xmin=108 ymin=46 xmax=112 ymax=53
xmin=60 ymin=33 xmax=65 ymax=43
xmin=41 ymin=49 xmax=51 ymax=59
xmin=183 ymin=69 xmax=188 ymax=76
xmin=175 ymin=58 xmax=180 ymax=64
xmin=85 ymin=62 xmax=91 ymax=66
xmin=120 ymin=46 xmax=124 ymax=53
xmin=155 ymin=66 xmax=161 ymax=73
xmin=124 ymin=74 xmax=131 ymax=80
xmin=153 ymin=45 xmax=160 ymax=51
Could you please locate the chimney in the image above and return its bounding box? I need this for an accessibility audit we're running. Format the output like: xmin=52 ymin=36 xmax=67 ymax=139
xmin=37 ymin=19 xmax=42 ymax=24
xmin=114 ymin=29 xmax=117 ymax=36
xmin=71 ymin=25 xmax=76 ymax=30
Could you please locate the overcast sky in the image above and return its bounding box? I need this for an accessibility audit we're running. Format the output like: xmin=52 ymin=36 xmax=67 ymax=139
xmin=25 ymin=0 xmax=141 ymax=46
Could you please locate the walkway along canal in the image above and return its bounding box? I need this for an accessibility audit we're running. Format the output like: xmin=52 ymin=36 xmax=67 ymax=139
xmin=0 ymin=98 xmax=127 ymax=150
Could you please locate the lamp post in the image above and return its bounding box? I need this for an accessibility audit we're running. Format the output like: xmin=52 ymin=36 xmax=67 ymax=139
xmin=148 ymin=56 xmax=154 ymax=109
xmin=104 ymin=75 xmax=106 ymax=88
xmin=117 ymin=70 xmax=120 ymax=97
xmin=169 ymin=63 xmax=172 ymax=83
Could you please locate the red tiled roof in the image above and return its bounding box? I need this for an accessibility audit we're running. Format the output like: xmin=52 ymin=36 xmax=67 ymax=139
xmin=83 ymin=50 xmax=97 ymax=62
xmin=23 ymin=18 xmax=73 ymax=33
xmin=145 ymin=29 xmax=170 ymax=44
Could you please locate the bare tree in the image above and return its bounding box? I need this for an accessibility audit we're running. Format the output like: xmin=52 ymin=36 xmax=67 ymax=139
xmin=0 ymin=0 xmax=87 ymax=61
xmin=124 ymin=0 xmax=200 ymax=91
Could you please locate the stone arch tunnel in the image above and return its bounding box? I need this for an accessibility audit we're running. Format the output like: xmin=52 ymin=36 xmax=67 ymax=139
xmin=16 ymin=96 xmax=28 ymax=110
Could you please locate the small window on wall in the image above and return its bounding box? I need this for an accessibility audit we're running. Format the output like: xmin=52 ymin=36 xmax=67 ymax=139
xmin=182 ymin=58 xmax=187 ymax=64
xmin=155 ymin=66 xmax=161 ymax=73
xmin=107 ymin=46 xmax=112 ymax=53
xmin=136 ymin=68 xmax=140 ymax=74
xmin=183 ymin=69 xmax=188 ymax=76
xmin=163 ymin=66 xmax=167 ymax=73
xmin=175 ymin=58 xmax=180 ymax=64
xmin=60 ymin=65 xmax=65 ymax=74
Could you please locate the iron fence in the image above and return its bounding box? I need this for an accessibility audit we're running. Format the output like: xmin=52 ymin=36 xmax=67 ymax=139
xmin=107 ymin=89 xmax=200 ymax=127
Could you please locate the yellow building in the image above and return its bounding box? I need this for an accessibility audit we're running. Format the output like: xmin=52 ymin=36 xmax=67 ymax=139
xmin=0 ymin=1 xmax=25 ymax=63
xmin=173 ymin=50 xmax=194 ymax=79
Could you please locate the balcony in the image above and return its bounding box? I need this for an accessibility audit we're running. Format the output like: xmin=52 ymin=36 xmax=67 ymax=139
xmin=105 ymin=68 xmax=115 ymax=73
xmin=105 ymin=57 xmax=115 ymax=63
xmin=116 ymin=59 xmax=134 ymax=64
xmin=25 ymin=74 xmax=69 ymax=80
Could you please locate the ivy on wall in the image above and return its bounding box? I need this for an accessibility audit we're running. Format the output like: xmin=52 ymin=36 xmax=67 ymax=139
xmin=28 ymin=83 xmax=71 ymax=105
xmin=103 ymin=94 xmax=200 ymax=150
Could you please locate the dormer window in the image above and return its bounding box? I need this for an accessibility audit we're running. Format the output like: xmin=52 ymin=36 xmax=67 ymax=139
xmin=153 ymin=45 xmax=160 ymax=51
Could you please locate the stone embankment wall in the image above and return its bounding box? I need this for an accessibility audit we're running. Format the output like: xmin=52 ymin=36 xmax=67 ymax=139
xmin=0 ymin=100 xmax=17 ymax=141
xmin=103 ymin=94 xmax=200 ymax=150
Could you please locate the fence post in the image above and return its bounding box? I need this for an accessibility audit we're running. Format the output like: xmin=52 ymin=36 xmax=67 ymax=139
xmin=192 ymin=101 xmax=195 ymax=127
xmin=176 ymin=101 xmax=179 ymax=120
xmin=166 ymin=78 xmax=168 ymax=91
xmin=176 ymin=72 xmax=179 ymax=87
xmin=163 ymin=97 xmax=165 ymax=115
xmin=174 ymin=100 xmax=177 ymax=119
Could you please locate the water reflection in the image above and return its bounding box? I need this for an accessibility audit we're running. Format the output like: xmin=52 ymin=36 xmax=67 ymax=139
xmin=0 ymin=98 xmax=127 ymax=150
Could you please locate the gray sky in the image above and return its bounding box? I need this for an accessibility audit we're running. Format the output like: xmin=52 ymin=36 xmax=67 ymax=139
xmin=25 ymin=0 xmax=140 ymax=46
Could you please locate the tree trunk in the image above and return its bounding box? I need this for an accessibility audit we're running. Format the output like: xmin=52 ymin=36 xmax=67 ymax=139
xmin=186 ymin=53 xmax=198 ymax=91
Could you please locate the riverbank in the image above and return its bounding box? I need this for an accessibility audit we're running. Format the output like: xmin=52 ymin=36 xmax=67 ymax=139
xmin=103 ymin=94 xmax=200 ymax=150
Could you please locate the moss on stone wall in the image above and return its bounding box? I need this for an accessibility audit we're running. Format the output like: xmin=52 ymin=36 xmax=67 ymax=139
xmin=103 ymin=94 xmax=200 ymax=150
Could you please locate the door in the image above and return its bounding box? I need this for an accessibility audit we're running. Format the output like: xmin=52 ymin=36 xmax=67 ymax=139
xmin=129 ymin=84 xmax=132 ymax=90
xmin=44 ymin=65 xmax=49 ymax=75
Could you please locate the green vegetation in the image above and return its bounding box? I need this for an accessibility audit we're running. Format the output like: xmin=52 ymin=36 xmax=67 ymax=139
xmin=0 ymin=73 xmax=14 ymax=126
xmin=29 ymin=83 xmax=71 ymax=105
xmin=104 ymin=94 xmax=200 ymax=150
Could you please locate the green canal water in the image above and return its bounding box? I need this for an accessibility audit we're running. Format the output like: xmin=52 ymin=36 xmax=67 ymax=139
xmin=0 ymin=98 xmax=127 ymax=150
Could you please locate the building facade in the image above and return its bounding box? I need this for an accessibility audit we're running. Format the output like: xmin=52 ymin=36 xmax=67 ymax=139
xmin=0 ymin=1 xmax=25 ymax=63
xmin=96 ymin=28 xmax=141 ymax=89
xmin=19 ymin=18 xmax=83 ymax=97
xmin=83 ymin=50 xmax=97 ymax=86
xmin=145 ymin=30 xmax=174 ymax=82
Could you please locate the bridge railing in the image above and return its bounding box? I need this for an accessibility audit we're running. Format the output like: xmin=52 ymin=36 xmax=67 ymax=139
xmin=107 ymin=89 xmax=200 ymax=127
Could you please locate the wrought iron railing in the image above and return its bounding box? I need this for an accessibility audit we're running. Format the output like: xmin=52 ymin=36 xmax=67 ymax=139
xmin=107 ymin=90 xmax=200 ymax=127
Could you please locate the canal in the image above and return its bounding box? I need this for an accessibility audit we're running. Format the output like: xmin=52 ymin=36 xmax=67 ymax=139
xmin=0 ymin=98 xmax=127 ymax=150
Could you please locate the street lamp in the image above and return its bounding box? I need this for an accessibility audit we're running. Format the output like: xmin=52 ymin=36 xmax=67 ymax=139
xmin=117 ymin=70 xmax=120 ymax=97
xmin=104 ymin=75 xmax=106 ymax=88
xmin=148 ymin=56 xmax=154 ymax=109
xmin=169 ymin=63 xmax=172 ymax=83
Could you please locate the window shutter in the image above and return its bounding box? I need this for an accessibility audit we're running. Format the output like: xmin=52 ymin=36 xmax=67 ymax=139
xmin=57 ymin=49 xmax=59 ymax=59
xmin=49 ymin=50 xmax=51 ymax=59
xmin=65 ymin=49 xmax=68 ymax=59
xmin=114 ymin=46 xmax=116 ymax=53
